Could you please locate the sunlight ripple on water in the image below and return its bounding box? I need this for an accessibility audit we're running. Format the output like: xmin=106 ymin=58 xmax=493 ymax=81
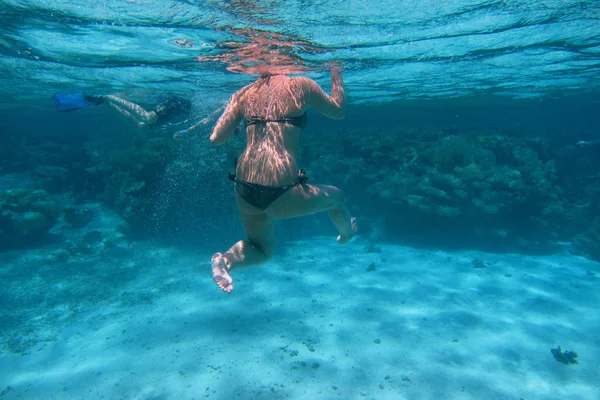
xmin=0 ymin=0 xmax=599 ymax=105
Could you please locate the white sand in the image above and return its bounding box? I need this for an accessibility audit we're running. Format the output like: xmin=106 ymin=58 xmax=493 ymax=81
xmin=1 ymin=235 xmax=599 ymax=400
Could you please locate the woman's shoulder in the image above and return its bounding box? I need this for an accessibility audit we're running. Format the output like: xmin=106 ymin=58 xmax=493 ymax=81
xmin=230 ymin=82 xmax=256 ymax=104
xmin=289 ymin=75 xmax=318 ymax=91
xmin=289 ymin=75 xmax=311 ymax=83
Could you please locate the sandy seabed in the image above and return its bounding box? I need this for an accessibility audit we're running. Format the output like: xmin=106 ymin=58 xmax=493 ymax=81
xmin=1 ymin=223 xmax=599 ymax=400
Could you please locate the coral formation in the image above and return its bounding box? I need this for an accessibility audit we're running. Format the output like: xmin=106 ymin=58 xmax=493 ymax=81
xmin=4 ymin=113 xmax=598 ymax=258
xmin=98 ymin=134 xmax=243 ymax=236
xmin=303 ymin=127 xmax=583 ymax=251
xmin=0 ymin=188 xmax=59 ymax=248
xmin=63 ymin=206 xmax=95 ymax=228
xmin=551 ymin=346 xmax=578 ymax=365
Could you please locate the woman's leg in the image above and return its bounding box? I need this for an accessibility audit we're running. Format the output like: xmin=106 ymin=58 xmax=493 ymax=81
xmin=212 ymin=207 xmax=275 ymax=293
xmin=266 ymin=183 xmax=357 ymax=243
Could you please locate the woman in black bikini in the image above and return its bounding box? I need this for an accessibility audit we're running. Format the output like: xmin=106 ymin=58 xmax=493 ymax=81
xmin=209 ymin=65 xmax=357 ymax=293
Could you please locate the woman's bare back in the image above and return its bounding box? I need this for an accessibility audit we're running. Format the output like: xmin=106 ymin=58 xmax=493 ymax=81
xmin=236 ymin=75 xmax=307 ymax=185
xmin=210 ymin=67 xmax=346 ymax=186
xmin=242 ymin=74 xmax=306 ymax=120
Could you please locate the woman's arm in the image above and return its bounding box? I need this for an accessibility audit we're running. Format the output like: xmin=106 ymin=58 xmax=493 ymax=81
xmin=210 ymin=88 xmax=248 ymax=145
xmin=299 ymin=65 xmax=346 ymax=120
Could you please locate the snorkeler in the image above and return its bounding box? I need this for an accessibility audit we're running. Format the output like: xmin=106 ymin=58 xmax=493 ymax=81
xmin=52 ymin=92 xmax=219 ymax=139
xmin=209 ymin=64 xmax=358 ymax=293
xmin=103 ymin=94 xmax=191 ymax=130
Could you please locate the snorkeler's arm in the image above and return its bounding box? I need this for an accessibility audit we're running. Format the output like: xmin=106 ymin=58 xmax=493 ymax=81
xmin=210 ymin=92 xmax=245 ymax=145
xmin=301 ymin=66 xmax=346 ymax=120
xmin=172 ymin=105 xmax=226 ymax=140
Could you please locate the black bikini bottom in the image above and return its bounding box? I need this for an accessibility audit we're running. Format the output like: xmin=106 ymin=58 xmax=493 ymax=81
xmin=228 ymin=170 xmax=308 ymax=210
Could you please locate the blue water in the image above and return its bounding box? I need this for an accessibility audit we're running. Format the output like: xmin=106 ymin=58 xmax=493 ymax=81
xmin=1 ymin=1 xmax=600 ymax=399
xmin=2 ymin=0 xmax=600 ymax=104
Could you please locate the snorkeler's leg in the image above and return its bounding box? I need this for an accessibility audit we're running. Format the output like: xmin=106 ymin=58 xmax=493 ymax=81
xmin=267 ymin=184 xmax=357 ymax=244
xmin=105 ymin=95 xmax=159 ymax=124
xmin=106 ymin=102 xmax=146 ymax=128
xmin=212 ymin=210 xmax=275 ymax=293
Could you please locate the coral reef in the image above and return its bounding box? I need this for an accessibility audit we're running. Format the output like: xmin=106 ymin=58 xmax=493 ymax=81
xmin=3 ymin=118 xmax=243 ymax=240
xmin=0 ymin=188 xmax=59 ymax=248
xmin=63 ymin=205 xmax=95 ymax=229
xmin=5 ymin=110 xmax=598 ymax=259
xmin=101 ymin=137 xmax=176 ymax=231
xmin=302 ymin=127 xmax=585 ymax=252
xmin=20 ymin=131 xmax=97 ymax=196
xmin=551 ymin=346 xmax=578 ymax=365
xmin=99 ymin=134 xmax=243 ymax=236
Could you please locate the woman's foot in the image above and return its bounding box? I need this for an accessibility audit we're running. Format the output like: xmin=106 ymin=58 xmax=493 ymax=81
xmin=337 ymin=217 xmax=358 ymax=244
xmin=211 ymin=253 xmax=233 ymax=293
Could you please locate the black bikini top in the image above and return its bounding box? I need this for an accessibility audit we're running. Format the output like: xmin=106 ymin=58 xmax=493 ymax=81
xmin=245 ymin=112 xmax=307 ymax=130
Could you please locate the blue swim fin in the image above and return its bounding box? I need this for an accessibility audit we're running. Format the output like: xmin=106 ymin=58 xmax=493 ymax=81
xmin=52 ymin=92 xmax=104 ymax=112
